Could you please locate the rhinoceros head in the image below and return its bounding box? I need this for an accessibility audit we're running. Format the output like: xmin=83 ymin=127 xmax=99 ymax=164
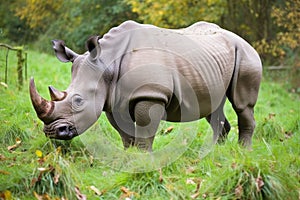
xmin=30 ymin=36 xmax=110 ymax=140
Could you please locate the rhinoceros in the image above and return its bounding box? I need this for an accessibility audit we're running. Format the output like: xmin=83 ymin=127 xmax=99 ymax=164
xmin=30 ymin=20 xmax=262 ymax=151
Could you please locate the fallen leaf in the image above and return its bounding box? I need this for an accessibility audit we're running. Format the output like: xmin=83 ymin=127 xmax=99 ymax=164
xmin=0 ymin=190 xmax=11 ymax=200
xmin=56 ymin=146 xmax=62 ymax=155
xmin=284 ymin=131 xmax=293 ymax=139
xmin=255 ymin=176 xmax=264 ymax=192
xmin=0 ymin=154 xmax=6 ymax=161
xmin=37 ymin=157 xmax=45 ymax=165
xmin=194 ymin=178 xmax=202 ymax=192
xmin=231 ymin=162 xmax=237 ymax=169
xmin=89 ymin=155 xmax=94 ymax=166
xmin=120 ymin=186 xmax=129 ymax=193
xmin=53 ymin=173 xmax=60 ymax=184
xmin=120 ymin=186 xmax=139 ymax=199
xmin=8 ymin=163 xmax=15 ymax=167
xmin=0 ymin=170 xmax=10 ymax=175
xmin=190 ymin=178 xmax=202 ymax=199
xmin=0 ymin=82 xmax=8 ymax=88
xmin=90 ymin=185 xmax=102 ymax=196
xmin=215 ymin=162 xmax=222 ymax=168
xmin=235 ymin=184 xmax=243 ymax=198
xmin=186 ymin=166 xmax=196 ymax=174
xmin=268 ymin=113 xmax=276 ymax=119
xmin=37 ymin=167 xmax=48 ymax=172
xmin=74 ymin=186 xmax=87 ymax=200
xmin=7 ymin=138 xmax=22 ymax=152
xmin=186 ymin=178 xmax=196 ymax=185
xmin=31 ymin=178 xmax=38 ymax=187
xmin=163 ymin=126 xmax=174 ymax=135
xmin=7 ymin=144 xmax=19 ymax=151
xmin=16 ymin=138 xmax=21 ymax=144
xmin=191 ymin=192 xmax=200 ymax=199
xmin=33 ymin=191 xmax=51 ymax=200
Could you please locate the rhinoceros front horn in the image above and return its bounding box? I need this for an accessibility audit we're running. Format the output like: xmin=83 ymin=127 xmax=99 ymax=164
xmin=29 ymin=78 xmax=54 ymax=122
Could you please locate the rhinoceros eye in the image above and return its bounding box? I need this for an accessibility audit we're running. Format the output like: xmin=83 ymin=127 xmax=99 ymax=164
xmin=71 ymin=94 xmax=84 ymax=110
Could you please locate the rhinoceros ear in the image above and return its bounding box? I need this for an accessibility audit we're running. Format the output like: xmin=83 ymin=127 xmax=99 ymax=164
xmin=86 ymin=36 xmax=101 ymax=60
xmin=52 ymin=40 xmax=78 ymax=63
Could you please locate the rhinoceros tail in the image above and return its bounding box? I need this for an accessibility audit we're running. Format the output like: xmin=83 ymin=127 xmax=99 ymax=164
xmin=227 ymin=46 xmax=240 ymax=103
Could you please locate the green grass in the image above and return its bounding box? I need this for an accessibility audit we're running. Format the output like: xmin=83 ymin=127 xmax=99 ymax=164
xmin=0 ymin=50 xmax=299 ymax=199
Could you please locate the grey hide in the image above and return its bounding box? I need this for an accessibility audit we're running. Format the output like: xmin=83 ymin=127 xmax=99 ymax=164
xmin=29 ymin=20 xmax=262 ymax=151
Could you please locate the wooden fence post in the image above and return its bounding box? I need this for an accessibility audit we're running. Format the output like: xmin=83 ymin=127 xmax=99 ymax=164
xmin=0 ymin=43 xmax=27 ymax=89
xmin=17 ymin=49 xmax=24 ymax=89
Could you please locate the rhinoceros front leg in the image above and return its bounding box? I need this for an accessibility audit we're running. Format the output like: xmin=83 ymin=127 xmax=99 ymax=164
xmin=134 ymin=100 xmax=165 ymax=152
xmin=106 ymin=112 xmax=135 ymax=149
xmin=206 ymin=96 xmax=231 ymax=144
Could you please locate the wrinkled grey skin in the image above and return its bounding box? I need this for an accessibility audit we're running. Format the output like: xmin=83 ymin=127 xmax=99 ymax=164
xmin=30 ymin=21 xmax=262 ymax=151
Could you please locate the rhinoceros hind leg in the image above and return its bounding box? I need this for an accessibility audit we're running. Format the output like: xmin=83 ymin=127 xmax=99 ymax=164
xmin=134 ymin=100 xmax=165 ymax=152
xmin=228 ymin=64 xmax=261 ymax=148
xmin=206 ymin=96 xmax=231 ymax=144
xmin=235 ymin=106 xmax=256 ymax=147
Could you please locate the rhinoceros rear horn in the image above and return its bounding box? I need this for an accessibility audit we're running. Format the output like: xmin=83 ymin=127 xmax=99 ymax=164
xmin=29 ymin=78 xmax=54 ymax=122
xmin=49 ymin=86 xmax=67 ymax=101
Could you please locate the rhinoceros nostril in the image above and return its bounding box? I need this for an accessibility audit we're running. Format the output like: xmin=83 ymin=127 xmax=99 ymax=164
xmin=52 ymin=125 xmax=77 ymax=140
xmin=57 ymin=126 xmax=69 ymax=135
xmin=58 ymin=126 xmax=66 ymax=131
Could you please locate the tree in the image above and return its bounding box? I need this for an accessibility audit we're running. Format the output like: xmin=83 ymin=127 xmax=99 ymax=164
xmin=15 ymin=0 xmax=63 ymax=32
xmin=126 ymin=0 xmax=299 ymax=64
xmin=0 ymin=0 xmax=35 ymax=44
xmin=7 ymin=0 xmax=298 ymax=66
xmin=125 ymin=0 xmax=226 ymax=28
xmin=13 ymin=0 xmax=136 ymax=52
xmin=253 ymin=0 xmax=300 ymax=63
xmin=222 ymin=0 xmax=274 ymax=44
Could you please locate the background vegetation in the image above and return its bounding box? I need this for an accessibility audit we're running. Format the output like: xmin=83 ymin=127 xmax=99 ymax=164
xmin=0 ymin=0 xmax=299 ymax=199
xmin=1 ymin=0 xmax=299 ymax=65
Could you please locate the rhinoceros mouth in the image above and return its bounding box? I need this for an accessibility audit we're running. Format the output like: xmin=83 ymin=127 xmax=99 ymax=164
xmin=43 ymin=123 xmax=78 ymax=140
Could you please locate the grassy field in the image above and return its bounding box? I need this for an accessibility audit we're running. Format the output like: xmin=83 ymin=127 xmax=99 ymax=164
xmin=0 ymin=50 xmax=299 ymax=199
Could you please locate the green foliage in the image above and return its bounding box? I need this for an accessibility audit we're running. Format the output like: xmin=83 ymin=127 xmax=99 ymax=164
xmin=125 ymin=0 xmax=226 ymax=28
xmin=1 ymin=0 xmax=299 ymax=64
xmin=253 ymin=0 xmax=300 ymax=63
xmin=125 ymin=0 xmax=299 ymax=65
xmin=0 ymin=0 xmax=36 ymax=44
xmin=9 ymin=0 xmax=136 ymax=53
xmin=15 ymin=0 xmax=64 ymax=31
